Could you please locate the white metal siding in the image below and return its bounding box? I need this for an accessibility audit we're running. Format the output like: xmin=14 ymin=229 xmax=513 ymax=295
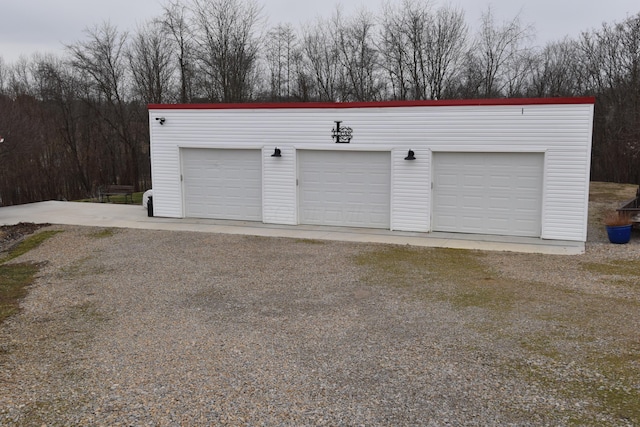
xmin=149 ymin=137 xmax=182 ymax=218
xmin=149 ymin=101 xmax=594 ymax=242
xmin=262 ymin=146 xmax=297 ymax=225
xmin=542 ymin=149 xmax=591 ymax=241
xmin=298 ymin=150 xmax=391 ymax=228
xmin=182 ymin=148 xmax=262 ymax=221
xmin=391 ymin=148 xmax=431 ymax=232
xmin=433 ymin=153 xmax=544 ymax=237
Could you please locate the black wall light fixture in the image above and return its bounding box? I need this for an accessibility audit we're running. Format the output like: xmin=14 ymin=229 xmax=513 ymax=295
xmin=405 ymin=149 xmax=416 ymax=160
xmin=331 ymin=121 xmax=353 ymax=143
xmin=271 ymin=147 xmax=282 ymax=157
xmin=155 ymin=117 xmax=166 ymax=125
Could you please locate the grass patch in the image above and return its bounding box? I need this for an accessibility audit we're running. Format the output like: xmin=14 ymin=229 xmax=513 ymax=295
xmin=58 ymin=256 xmax=96 ymax=279
xmin=582 ymin=260 xmax=640 ymax=289
xmin=358 ymin=243 xmax=640 ymax=424
xmin=296 ymin=238 xmax=326 ymax=245
xmin=355 ymin=246 xmax=515 ymax=311
xmin=0 ymin=262 xmax=39 ymax=323
xmin=89 ymin=228 xmax=115 ymax=239
xmin=518 ymin=347 xmax=640 ymax=426
xmin=77 ymin=191 xmax=144 ymax=204
xmin=1 ymin=230 xmax=61 ymax=264
xmin=357 ymin=246 xmax=491 ymax=284
xmin=510 ymin=292 xmax=640 ymax=425
xmin=594 ymin=347 xmax=640 ymax=423
xmin=449 ymin=280 xmax=515 ymax=310
xmin=104 ymin=192 xmax=143 ymax=204
xmin=518 ymin=333 xmax=564 ymax=360
xmin=0 ymin=230 xmax=62 ymax=324
xmin=68 ymin=301 xmax=106 ymax=323
xmin=582 ymin=260 xmax=640 ymax=277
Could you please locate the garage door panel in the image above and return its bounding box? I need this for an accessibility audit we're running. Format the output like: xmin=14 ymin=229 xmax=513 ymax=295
xmin=299 ymin=151 xmax=390 ymax=229
xmin=462 ymin=216 xmax=484 ymax=231
xmin=461 ymin=196 xmax=483 ymax=210
xmin=488 ymin=196 xmax=511 ymax=210
xmin=464 ymin=174 xmax=484 ymax=185
xmin=489 ymin=175 xmax=511 ymax=188
xmin=438 ymin=194 xmax=458 ymax=207
xmin=439 ymin=174 xmax=458 ymax=186
xmin=182 ymin=148 xmax=262 ymax=221
xmin=433 ymin=152 xmax=543 ymax=237
xmin=517 ymin=178 xmax=540 ymax=189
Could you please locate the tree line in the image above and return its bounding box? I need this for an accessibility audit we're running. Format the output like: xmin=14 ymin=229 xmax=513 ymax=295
xmin=0 ymin=0 xmax=639 ymax=206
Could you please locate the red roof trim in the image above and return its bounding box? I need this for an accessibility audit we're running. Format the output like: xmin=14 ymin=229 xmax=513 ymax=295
xmin=148 ymin=97 xmax=595 ymax=110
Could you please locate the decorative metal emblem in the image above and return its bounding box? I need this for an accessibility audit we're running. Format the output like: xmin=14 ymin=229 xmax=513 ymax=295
xmin=331 ymin=121 xmax=353 ymax=143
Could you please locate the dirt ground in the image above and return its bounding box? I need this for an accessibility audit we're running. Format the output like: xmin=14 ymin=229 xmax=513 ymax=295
xmin=0 ymin=223 xmax=50 ymax=254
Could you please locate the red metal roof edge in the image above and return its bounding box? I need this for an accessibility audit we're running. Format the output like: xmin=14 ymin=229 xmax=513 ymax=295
xmin=148 ymin=97 xmax=595 ymax=110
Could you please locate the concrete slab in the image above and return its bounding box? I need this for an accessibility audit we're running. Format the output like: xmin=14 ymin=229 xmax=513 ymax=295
xmin=0 ymin=201 xmax=585 ymax=255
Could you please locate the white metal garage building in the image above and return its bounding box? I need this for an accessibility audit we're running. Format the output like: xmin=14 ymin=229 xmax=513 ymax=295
xmin=148 ymin=98 xmax=595 ymax=243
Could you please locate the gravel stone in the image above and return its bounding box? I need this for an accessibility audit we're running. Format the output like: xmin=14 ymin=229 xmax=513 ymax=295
xmin=0 ymin=218 xmax=638 ymax=426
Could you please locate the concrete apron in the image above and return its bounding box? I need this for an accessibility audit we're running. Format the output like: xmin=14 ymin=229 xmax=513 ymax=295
xmin=0 ymin=201 xmax=585 ymax=255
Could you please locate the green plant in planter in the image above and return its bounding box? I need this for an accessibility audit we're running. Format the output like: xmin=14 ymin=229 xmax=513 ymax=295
xmin=604 ymin=212 xmax=633 ymax=244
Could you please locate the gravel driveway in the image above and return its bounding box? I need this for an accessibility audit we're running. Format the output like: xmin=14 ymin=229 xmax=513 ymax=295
xmin=1 ymin=219 xmax=639 ymax=425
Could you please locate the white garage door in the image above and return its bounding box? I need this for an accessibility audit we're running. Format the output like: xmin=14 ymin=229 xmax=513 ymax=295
xmin=298 ymin=150 xmax=391 ymax=228
xmin=182 ymin=148 xmax=262 ymax=221
xmin=432 ymin=152 xmax=544 ymax=237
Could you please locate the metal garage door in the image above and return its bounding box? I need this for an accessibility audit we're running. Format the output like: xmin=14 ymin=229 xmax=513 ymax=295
xmin=298 ymin=150 xmax=391 ymax=228
xmin=182 ymin=148 xmax=262 ymax=221
xmin=432 ymin=152 xmax=544 ymax=237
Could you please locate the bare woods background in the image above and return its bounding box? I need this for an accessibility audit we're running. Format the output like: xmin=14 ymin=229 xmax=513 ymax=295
xmin=1 ymin=0 xmax=639 ymax=206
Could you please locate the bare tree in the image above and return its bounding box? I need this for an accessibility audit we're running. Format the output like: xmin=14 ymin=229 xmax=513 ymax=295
xmin=161 ymin=0 xmax=194 ymax=103
xmin=579 ymin=13 xmax=640 ymax=183
xmin=31 ymin=56 xmax=95 ymax=194
xmin=468 ymin=7 xmax=533 ymax=97
xmin=378 ymin=1 xmax=410 ymax=100
xmin=191 ymin=0 xmax=263 ymax=102
xmin=67 ymin=23 xmax=129 ymax=103
xmin=529 ymin=39 xmax=580 ymax=97
xmin=6 ymin=57 xmax=35 ymax=97
xmin=0 ymin=57 xmax=8 ymax=95
xmin=264 ymin=23 xmax=298 ymax=100
xmin=67 ymin=22 xmax=143 ymax=188
xmin=0 ymin=67 xmax=58 ymax=205
xmin=128 ymin=20 xmax=176 ymax=104
xmin=302 ymin=15 xmax=342 ymax=101
xmin=425 ymin=5 xmax=468 ymax=100
xmin=336 ymin=9 xmax=384 ymax=101
xmin=378 ymin=0 xmax=467 ymax=100
xmin=399 ymin=0 xmax=431 ymax=100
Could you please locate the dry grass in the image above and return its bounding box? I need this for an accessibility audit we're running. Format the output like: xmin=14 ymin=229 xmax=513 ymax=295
xmin=0 ymin=230 xmax=61 ymax=324
xmin=588 ymin=182 xmax=639 ymax=242
xmin=588 ymin=181 xmax=638 ymax=204
xmin=603 ymin=211 xmax=634 ymax=226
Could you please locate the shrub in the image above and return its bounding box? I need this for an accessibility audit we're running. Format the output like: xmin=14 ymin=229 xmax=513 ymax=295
xmin=604 ymin=211 xmax=633 ymax=226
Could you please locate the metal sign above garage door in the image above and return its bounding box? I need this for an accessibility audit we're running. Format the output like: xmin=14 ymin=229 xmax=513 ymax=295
xmin=298 ymin=150 xmax=391 ymax=229
xmin=181 ymin=148 xmax=262 ymax=221
xmin=432 ymin=152 xmax=544 ymax=237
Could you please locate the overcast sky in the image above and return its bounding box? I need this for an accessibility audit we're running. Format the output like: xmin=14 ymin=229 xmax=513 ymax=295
xmin=1 ymin=0 xmax=639 ymax=64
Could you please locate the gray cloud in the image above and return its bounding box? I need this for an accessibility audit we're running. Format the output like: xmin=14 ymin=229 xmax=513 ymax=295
xmin=1 ymin=0 xmax=638 ymax=64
